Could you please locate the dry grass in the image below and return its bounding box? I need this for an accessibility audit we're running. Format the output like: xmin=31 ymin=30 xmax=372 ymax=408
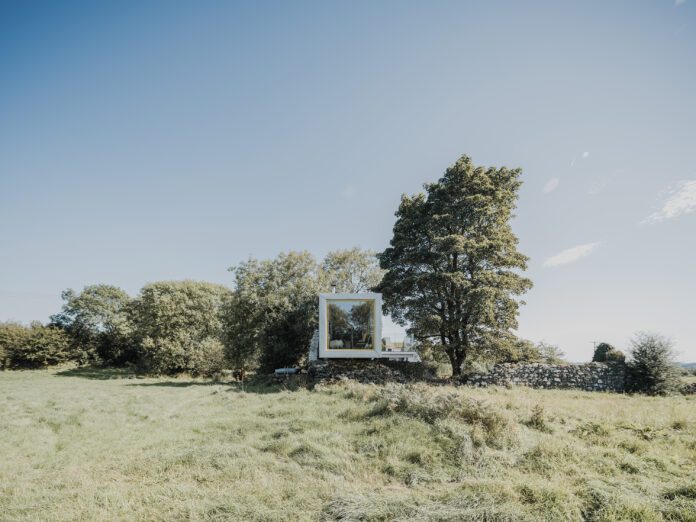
xmin=1 ymin=368 xmax=695 ymax=521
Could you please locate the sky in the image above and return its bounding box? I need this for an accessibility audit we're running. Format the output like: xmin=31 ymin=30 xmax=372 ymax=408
xmin=1 ymin=0 xmax=695 ymax=362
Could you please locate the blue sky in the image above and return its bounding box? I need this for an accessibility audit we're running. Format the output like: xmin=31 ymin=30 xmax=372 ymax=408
xmin=1 ymin=1 xmax=695 ymax=362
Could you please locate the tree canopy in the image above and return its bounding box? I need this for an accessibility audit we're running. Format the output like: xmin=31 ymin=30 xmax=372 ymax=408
xmin=50 ymin=284 xmax=133 ymax=364
xmin=323 ymin=247 xmax=385 ymax=293
xmin=130 ymin=280 xmax=231 ymax=375
xmin=377 ymin=155 xmax=532 ymax=376
xmin=225 ymin=248 xmax=384 ymax=371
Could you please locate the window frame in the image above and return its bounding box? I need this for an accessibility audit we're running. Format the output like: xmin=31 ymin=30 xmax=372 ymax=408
xmin=318 ymin=292 xmax=383 ymax=359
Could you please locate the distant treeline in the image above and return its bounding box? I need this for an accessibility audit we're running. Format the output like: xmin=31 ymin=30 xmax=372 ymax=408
xmin=0 ymin=248 xmax=384 ymax=375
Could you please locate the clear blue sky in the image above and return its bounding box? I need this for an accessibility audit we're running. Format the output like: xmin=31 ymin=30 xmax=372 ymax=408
xmin=1 ymin=1 xmax=695 ymax=362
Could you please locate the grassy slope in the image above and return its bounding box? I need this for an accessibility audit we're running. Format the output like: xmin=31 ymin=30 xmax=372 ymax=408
xmin=0 ymin=369 xmax=694 ymax=521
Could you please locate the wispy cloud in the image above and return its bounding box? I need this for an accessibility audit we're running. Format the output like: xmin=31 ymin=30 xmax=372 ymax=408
xmin=675 ymin=0 xmax=686 ymax=6
xmin=643 ymin=180 xmax=696 ymax=223
xmin=341 ymin=186 xmax=355 ymax=199
xmin=543 ymin=177 xmax=560 ymax=193
xmin=543 ymin=242 xmax=601 ymax=268
xmin=582 ymin=151 xmax=590 ymax=158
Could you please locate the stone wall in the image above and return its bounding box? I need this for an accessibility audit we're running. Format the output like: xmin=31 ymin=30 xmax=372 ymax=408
xmin=308 ymin=358 xmax=436 ymax=385
xmin=463 ymin=362 xmax=626 ymax=392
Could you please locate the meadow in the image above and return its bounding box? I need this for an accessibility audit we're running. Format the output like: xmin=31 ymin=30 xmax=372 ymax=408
xmin=1 ymin=368 xmax=695 ymax=521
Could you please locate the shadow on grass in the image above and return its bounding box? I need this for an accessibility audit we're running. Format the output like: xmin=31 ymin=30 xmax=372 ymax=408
xmin=55 ymin=366 xmax=308 ymax=393
xmin=55 ymin=366 xmax=139 ymax=380
xmin=128 ymin=378 xmax=293 ymax=394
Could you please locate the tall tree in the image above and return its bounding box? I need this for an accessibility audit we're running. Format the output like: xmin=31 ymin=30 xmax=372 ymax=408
xmin=376 ymin=155 xmax=532 ymax=376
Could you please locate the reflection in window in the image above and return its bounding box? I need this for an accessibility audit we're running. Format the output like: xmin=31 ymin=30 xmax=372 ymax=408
xmin=327 ymin=300 xmax=374 ymax=349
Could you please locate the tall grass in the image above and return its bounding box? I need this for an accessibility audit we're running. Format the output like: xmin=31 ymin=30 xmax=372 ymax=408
xmin=0 ymin=369 xmax=694 ymax=520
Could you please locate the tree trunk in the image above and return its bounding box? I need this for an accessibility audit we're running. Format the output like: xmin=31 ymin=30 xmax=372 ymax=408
xmin=451 ymin=360 xmax=461 ymax=377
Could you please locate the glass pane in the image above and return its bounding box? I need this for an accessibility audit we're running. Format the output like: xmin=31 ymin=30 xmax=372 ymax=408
xmin=327 ymin=300 xmax=374 ymax=349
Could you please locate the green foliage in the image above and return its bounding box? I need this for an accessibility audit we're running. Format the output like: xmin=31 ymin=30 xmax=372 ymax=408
xmin=0 ymin=321 xmax=73 ymax=368
xmin=322 ymin=247 xmax=385 ymax=293
xmin=377 ymin=155 xmax=532 ymax=376
xmin=130 ymin=280 xmax=231 ymax=375
xmin=225 ymin=249 xmax=383 ymax=372
xmin=627 ymin=332 xmax=680 ymax=395
xmin=497 ymin=338 xmax=542 ymax=363
xmin=592 ymin=342 xmax=625 ymax=363
xmin=225 ymin=251 xmax=326 ymax=371
xmin=605 ymin=348 xmax=626 ymax=363
xmin=536 ymin=342 xmax=566 ymax=364
xmin=592 ymin=342 xmax=613 ymax=362
xmin=493 ymin=339 xmax=566 ymax=365
xmin=51 ymin=285 xmax=134 ymax=365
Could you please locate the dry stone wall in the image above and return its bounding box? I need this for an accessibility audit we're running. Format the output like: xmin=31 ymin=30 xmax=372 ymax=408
xmin=463 ymin=362 xmax=626 ymax=392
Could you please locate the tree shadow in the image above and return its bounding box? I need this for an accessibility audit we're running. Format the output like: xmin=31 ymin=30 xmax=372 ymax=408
xmin=55 ymin=366 xmax=139 ymax=380
xmin=127 ymin=379 xmax=293 ymax=394
xmin=54 ymin=366 xmax=308 ymax=393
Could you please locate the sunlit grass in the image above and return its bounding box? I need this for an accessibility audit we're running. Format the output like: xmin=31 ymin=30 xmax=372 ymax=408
xmin=1 ymin=368 xmax=694 ymax=521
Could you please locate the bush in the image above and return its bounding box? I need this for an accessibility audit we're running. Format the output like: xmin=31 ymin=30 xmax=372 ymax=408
xmin=0 ymin=321 xmax=74 ymax=368
xmin=592 ymin=342 xmax=612 ymax=362
xmin=497 ymin=339 xmax=566 ymax=365
xmin=131 ymin=280 xmax=231 ymax=375
xmin=592 ymin=342 xmax=625 ymax=363
xmin=627 ymin=332 xmax=680 ymax=395
xmin=604 ymin=349 xmax=625 ymax=363
xmin=186 ymin=338 xmax=227 ymax=377
xmin=138 ymin=334 xmax=226 ymax=376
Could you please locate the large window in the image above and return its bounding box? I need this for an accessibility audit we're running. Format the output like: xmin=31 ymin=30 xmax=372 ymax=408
xmin=326 ymin=299 xmax=375 ymax=350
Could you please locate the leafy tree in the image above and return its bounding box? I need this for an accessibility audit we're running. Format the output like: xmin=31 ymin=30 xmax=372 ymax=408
xmin=51 ymin=285 xmax=134 ymax=364
xmin=323 ymin=247 xmax=385 ymax=292
xmin=130 ymin=280 xmax=231 ymax=375
xmin=627 ymin=332 xmax=680 ymax=395
xmin=376 ymin=155 xmax=533 ymax=376
xmin=224 ymin=251 xmax=327 ymax=371
xmin=225 ymin=248 xmax=384 ymax=371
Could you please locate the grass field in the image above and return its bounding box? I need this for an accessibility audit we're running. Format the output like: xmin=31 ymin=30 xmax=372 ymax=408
xmin=1 ymin=368 xmax=695 ymax=521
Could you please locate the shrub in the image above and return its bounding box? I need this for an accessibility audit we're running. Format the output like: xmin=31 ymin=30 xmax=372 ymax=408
xmin=499 ymin=339 xmax=543 ymax=363
xmin=592 ymin=342 xmax=613 ymax=362
xmin=138 ymin=334 xmax=226 ymax=376
xmin=0 ymin=321 xmax=73 ymax=368
xmin=604 ymin=348 xmax=625 ymax=363
xmin=498 ymin=339 xmax=566 ymax=364
xmin=627 ymin=332 xmax=680 ymax=395
xmin=186 ymin=338 xmax=227 ymax=377
xmin=131 ymin=280 xmax=231 ymax=375
xmin=592 ymin=343 xmax=625 ymax=363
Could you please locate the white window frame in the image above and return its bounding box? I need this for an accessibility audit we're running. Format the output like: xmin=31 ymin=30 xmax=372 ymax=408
xmin=318 ymin=292 xmax=383 ymax=359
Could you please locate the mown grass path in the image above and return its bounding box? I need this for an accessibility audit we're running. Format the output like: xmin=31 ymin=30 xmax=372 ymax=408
xmin=1 ymin=368 xmax=695 ymax=521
